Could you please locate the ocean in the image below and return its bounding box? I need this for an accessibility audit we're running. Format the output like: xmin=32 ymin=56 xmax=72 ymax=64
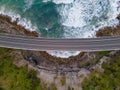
xmin=0 ymin=0 xmax=119 ymax=58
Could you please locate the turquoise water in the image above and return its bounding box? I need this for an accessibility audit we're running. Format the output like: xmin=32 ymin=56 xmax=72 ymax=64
xmin=0 ymin=0 xmax=119 ymax=58
xmin=0 ymin=0 xmax=119 ymax=38
xmin=0 ymin=0 xmax=62 ymax=38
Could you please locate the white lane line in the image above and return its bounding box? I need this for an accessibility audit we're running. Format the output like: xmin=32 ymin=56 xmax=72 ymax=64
xmin=0 ymin=34 xmax=120 ymax=43
xmin=0 ymin=39 xmax=120 ymax=47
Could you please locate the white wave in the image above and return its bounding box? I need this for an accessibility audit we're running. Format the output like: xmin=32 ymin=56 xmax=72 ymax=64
xmin=23 ymin=0 xmax=34 ymax=12
xmin=45 ymin=0 xmax=120 ymax=58
xmin=43 ymin=0 xmax=74 ymax=4
xmin=1 ymin=0 xmax=119 ymax=58
xmin=109 ymin=0 xmax=120 ymax=19
xmin=59 ymin=2 xmax=85 ymax=28
xmin=47 ymin=51 xmax=80 ymax=58
xmin=0 ymin=6 xmax=38 ymax=32
xmin=58 ymin=0 xmax=119 ymax=28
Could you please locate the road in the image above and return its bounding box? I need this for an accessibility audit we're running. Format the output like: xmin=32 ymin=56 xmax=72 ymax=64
xmin=0 ymin=33 xmax=120 ymax=51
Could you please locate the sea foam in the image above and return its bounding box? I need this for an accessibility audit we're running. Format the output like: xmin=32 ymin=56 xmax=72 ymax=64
xmin=0 ymin=0 xmax=120 ymax=58
xmin=43 ymin=0 xmax=74 ymax=4
xmin=0 ymin=6 xmax=38 ymax=32
xmin=46 ymin=0 xmax=120 ymax=58
xmin=23 ymin=0 xmax=34 ymax=12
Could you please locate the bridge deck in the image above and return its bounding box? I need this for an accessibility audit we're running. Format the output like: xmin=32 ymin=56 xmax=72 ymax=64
xmin=0 ymin=33 xmax=119 ymax=51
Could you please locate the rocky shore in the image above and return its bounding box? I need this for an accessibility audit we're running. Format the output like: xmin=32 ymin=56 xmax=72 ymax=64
xmin=0 ymin=14 xmax=38 ymax=37
xmin=1 ymin=14 xmax=120 ymax=90
xmin=0 ymin=14 xmax=101 ymax=72
xmin=0 ymin=13 xmax=120 ymax=72
xmin=96 ymin=15 xmax=120 ymax=37
xmin=96 ymin=25 xmax=120 ymax=37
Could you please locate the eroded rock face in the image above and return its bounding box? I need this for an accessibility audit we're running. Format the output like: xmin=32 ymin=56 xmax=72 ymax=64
xmin=0 ymin=14 xmax=100 ymax=72
xmin=96 ymin=25 xmax=120 ymax=37
xmin=1 ymin=13 xmax=120 ymax=72
xmin=96 ymin=14 xmax=120 ymax=37
xmin=21 ymin=51 xmax=99 ymax=72
xmin=1 ymin=14 xmax=120 ymax=90
xmin=0 ymin=14 xmax=38 ymax=36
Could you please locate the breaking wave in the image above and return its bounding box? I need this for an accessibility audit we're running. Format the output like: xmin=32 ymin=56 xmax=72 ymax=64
xmin=46 ymin=0 xmax=120 ymax=58
xmin=23 ymin=0 xmax=34 ymax=12
xmin=0 ymin=6 xmax=38 ymax=32
xmin=0 ymin=0 xmax=120 ymax=58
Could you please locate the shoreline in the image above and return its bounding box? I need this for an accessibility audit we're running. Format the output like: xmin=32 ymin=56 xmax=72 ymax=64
xmin=1 ymin=13 xmax=120 ymax=90
xmin=0 ymin=13 xmax=120 ymax=73
xmin=96 ymin=15 xmax=120 ymax=37
xmin=0 ymin=14 xmax=88 ymax=62
xmin=0 ymin=14 xmax=39 ymax=37
xmin=0 ymin=14 xmax=92 ymax=69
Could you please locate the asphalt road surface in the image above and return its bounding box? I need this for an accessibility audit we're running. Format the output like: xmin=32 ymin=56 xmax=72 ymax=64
xmin=0 ymin=33 xmax=120 ymax=51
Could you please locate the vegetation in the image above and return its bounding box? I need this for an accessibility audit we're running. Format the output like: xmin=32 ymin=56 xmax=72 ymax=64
xmin=0 ymin=48 xmax=57 ymax=90
xmin=82 ymin=54 xmax=120 ymax=90
xmin=68 ymin=86 xmax=74 ymax=90
xmin=60 ymin=76 xmax=66 ymax=86
xmin=50 ymin=83 xmax=57 ymax=90
xmin=98 ymin=51 xmax=110 ymax=56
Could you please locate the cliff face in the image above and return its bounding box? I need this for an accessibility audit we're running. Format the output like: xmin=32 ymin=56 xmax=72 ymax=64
xmin=0 ymin=14 xmax=38 ymax=36
xmin=96 ymin=25 xmax=120 ymax=37
xmin=1 ymin=14 xmax=120 ymax=90
xmin=96 ymin=15 xmax=120 ymax=37
xmin=0 ymin=13 xmax=120 ymax=71
xmin=0 ymin=14 xmax=100 ymax=90
xmin=0 ymin=14 xmax=100 ymax=70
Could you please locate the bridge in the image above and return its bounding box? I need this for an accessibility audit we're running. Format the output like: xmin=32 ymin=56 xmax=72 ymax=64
xmin=0 ymin=33 xmax=119 ymax=51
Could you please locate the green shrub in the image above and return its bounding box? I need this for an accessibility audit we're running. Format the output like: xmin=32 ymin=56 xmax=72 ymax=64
xmin=98 ymin=51 xmax=110 ymax=56
xmin=68 ymin=86 xmax=74 ymax=90
xmin=60 ymin=76 xmax=66 ymax=86
xmin=0 ymin=47 xmax=55 ymax=90
xmin=82 ymin=55 xmax=120 ymax=90
xmin=50 ymin=83 xmax=57 ymax=90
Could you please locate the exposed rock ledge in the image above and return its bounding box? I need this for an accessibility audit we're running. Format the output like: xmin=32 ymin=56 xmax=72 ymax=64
xmin=96 ymin=15 xmax=120 ymax=37
xmin=0 ymin=14 xmax=120 ymax=73
xmin=1 ymin=14 xmax=120 ymax=90
xmin=0 ymin=14 xmax=100 ymax=72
